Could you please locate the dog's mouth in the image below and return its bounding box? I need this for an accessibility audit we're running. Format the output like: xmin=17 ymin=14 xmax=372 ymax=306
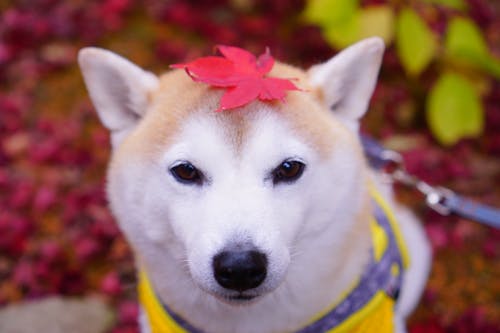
xmin=216 ymin=292 xmax=261 ymax=305
xmin=193 ymin=277 xmax=265 ymax=306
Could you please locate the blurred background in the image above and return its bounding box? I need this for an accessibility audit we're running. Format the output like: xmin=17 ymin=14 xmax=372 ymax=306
xmin=0 ymin=0 xmax=498 ymax=332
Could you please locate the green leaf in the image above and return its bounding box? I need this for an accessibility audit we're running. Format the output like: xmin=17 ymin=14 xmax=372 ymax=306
xmin=323 ymin=13 xmax=360 ymax=48
xmin=323 ymin=5 xmax=394 ymax=49
xmin=427 ymin=73 xmax=484 ymax=146
xmin=423 ymin=0 xmax=467 ymax=10
xmin=396 ymin=8 xmax=437 ymax=76
xmin=446 ymin=18 xmax=488 ymax=60
xmin=445 ymin=17 xmax=500 ymax=78
xmin=357 ymin=6 xmax=395 ymax=44
xmin=303 ymin=0 xmax=359 ymax=27
xmin=482 ymin=57 xmax=500 ymax=78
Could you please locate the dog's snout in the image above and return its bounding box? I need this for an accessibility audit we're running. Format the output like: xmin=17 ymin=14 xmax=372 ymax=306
xmin=213 ymin=250 xmax=267 ymax=292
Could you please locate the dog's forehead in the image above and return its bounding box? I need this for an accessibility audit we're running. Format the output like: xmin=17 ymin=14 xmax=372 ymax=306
xmin=125 ymin=62 xmax=348 ymax=159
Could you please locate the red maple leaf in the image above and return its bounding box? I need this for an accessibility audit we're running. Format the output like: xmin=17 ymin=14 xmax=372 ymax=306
xmin=171 ymin=45 xmax=300 ymax=112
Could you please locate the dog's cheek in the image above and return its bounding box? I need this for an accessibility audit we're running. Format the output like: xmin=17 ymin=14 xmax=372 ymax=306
xmin=106 ymin=156 xmax=171 ymax=244
xmin=291 ymin=146 xmax=365 ymax=240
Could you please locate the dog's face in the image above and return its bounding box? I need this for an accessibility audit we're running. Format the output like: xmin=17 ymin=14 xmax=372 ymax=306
xmin=78 ymin=38 xmax=384 ymax=305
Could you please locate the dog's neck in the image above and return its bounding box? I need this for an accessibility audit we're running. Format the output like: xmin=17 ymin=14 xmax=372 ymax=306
xmin=138 ymin=189 xmax=372 ymax=333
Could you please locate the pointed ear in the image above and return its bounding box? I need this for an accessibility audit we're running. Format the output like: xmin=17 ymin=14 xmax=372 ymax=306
xmin=308 ymin=37 xmax=385 ymax=131
xmin=78 ymin=47 xmax=159 ymax=148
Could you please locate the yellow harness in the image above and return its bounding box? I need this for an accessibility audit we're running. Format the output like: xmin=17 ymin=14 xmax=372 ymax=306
xmin=138 ymin=187 xmax=409 ymax=333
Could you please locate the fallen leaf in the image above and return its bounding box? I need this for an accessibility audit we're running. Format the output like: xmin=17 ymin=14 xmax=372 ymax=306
xmin=171 ymin=45 xmax=300 ymax=112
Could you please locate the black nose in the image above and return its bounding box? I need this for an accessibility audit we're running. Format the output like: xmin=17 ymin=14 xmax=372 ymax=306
xmin=213 ymin=250 xmax=267 ymax=292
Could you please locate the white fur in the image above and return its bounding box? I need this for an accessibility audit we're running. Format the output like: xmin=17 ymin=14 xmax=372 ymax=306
xmin=79 ymin=38 xmax=430 ymax=333
xmin=308 ymin=37 xmax=384 ymax=132
xmin=78 ymin=47 xmax=159 ymax=148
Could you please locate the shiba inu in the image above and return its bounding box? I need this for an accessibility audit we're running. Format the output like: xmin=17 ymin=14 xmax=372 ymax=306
xmin=78 ymin=37 xmax=431 ymax=333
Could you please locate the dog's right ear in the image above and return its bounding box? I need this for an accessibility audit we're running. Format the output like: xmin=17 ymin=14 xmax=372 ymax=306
xmin=78 ymin=48 xmax=159 ymax=148
xmin=308 ymin=37 xmax=384 ymax=133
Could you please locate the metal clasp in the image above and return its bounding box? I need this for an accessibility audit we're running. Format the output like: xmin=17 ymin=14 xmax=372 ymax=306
xmin=381 ymin=150 xmax=454 ymax=216
xmin=418 ymin=183 xmax=453 ymax=216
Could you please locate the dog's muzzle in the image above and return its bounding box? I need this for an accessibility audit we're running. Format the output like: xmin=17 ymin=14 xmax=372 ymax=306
xmin=212 ymin=250 xmax=267 ymax=292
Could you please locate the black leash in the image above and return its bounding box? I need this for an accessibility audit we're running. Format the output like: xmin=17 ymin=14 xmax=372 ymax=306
xmin=361 ymin=136 xmax=500 ymax=229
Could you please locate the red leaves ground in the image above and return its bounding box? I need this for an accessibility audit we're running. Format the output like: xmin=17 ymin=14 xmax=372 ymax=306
xmin=0 ymin=1 xmax=499 ymax=333
xmin=171 ymin=45 xmax=300 ymax=112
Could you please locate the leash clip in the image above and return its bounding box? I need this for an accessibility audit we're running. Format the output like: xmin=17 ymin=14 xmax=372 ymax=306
xmin=418 ymin=183 xmax=453 ymax=216
xmin=361 ymin=135 xmax=500 ymax=228
xmin=381 ymin=152 xmax=454 ymax=215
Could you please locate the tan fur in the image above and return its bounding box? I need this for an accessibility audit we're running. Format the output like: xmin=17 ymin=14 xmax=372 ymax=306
xmin=115 ymin=62 xmax=359 ymax=165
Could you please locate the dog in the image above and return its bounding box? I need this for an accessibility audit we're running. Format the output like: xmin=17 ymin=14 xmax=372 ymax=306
xmin=78 ymin=37 xmax=431 ymax=333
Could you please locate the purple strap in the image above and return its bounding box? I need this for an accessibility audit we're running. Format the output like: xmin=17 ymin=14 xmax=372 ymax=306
xmin=445 ymin=194 xmax=500 ymax=229
xmin=296 ymin=199 xmax=403 ymax=333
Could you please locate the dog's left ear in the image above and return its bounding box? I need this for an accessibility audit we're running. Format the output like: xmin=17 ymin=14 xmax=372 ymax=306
xmin=308 ymin=37 xmax=384 ymax=132
xmin=78 ymin=48 xmax=159 ymax=148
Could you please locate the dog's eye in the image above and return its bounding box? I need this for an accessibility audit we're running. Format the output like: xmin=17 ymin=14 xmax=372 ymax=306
xmin=272 ymin=159 xmax=305 ymax=185
xmin=170 ymin=162 xmax=203 ymax=185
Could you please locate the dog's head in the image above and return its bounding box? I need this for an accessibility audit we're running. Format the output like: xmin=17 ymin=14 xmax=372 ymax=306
xmin=78 ymin=38 xmax=384 ymax=304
